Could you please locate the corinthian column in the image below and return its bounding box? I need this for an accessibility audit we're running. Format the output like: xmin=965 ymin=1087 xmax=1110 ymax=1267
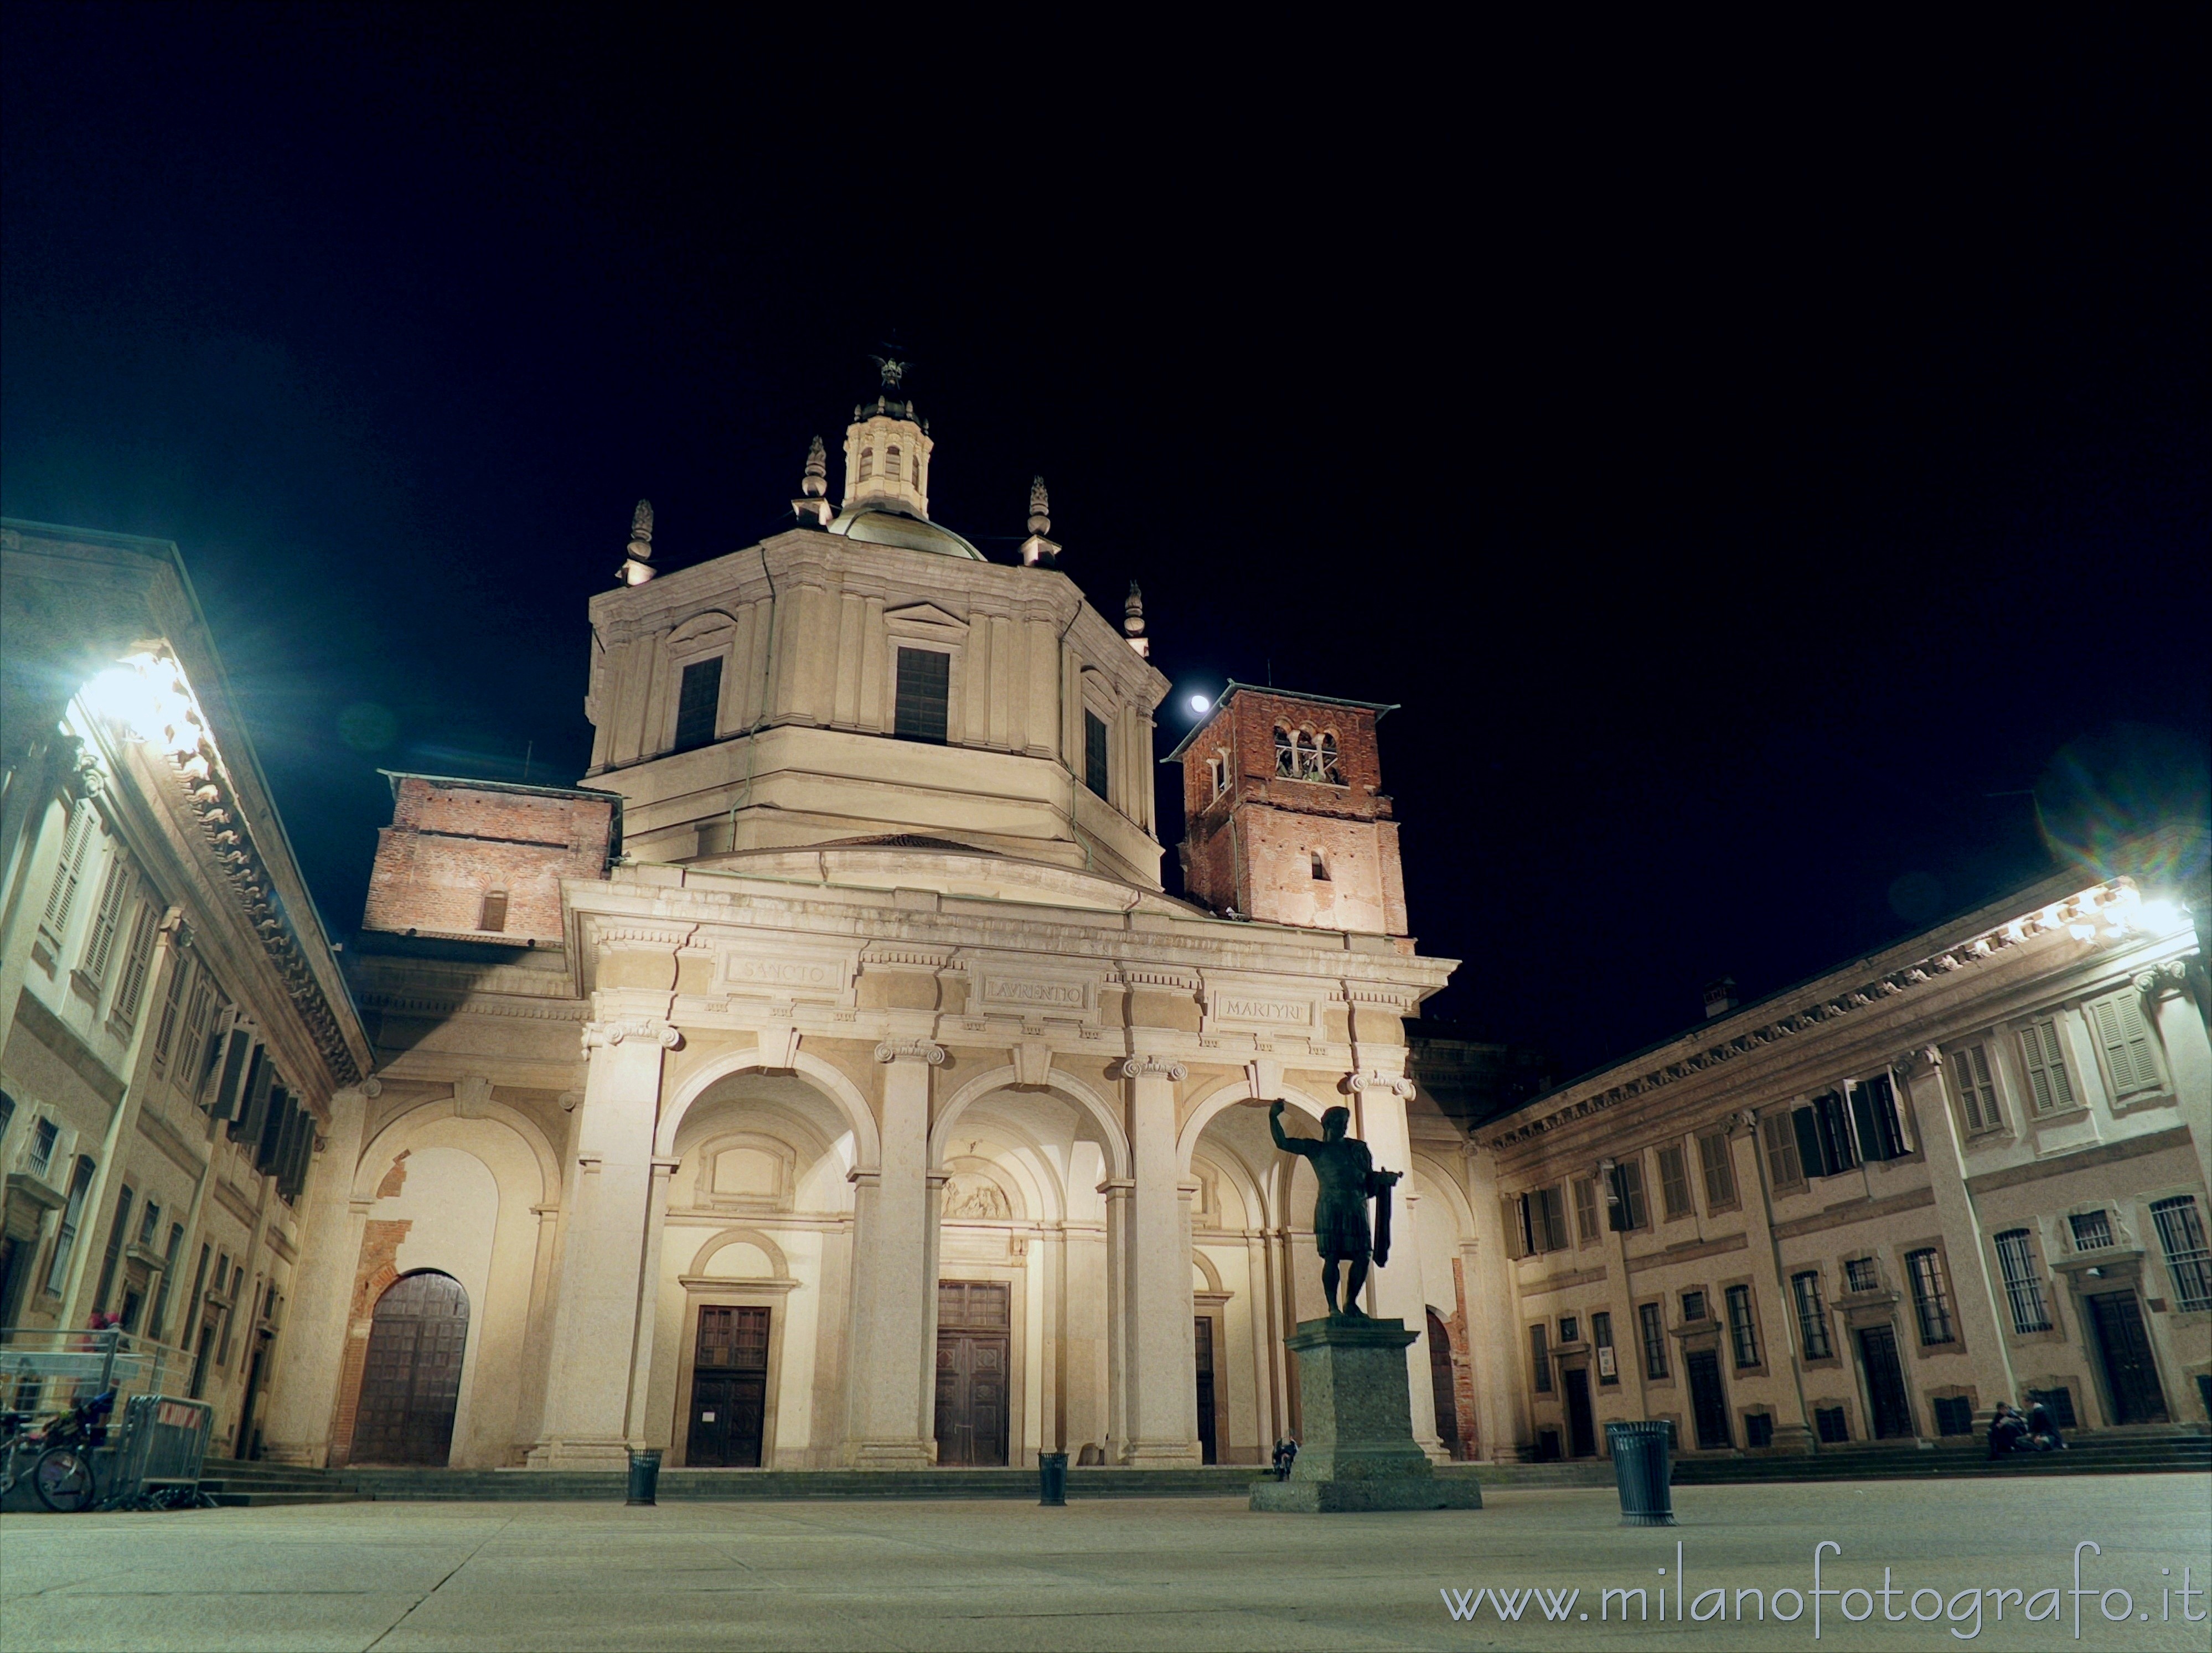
xmin=1120 ymin=1055 xmax=1200 ymax=1466
xmin=845 ymin=1039 xmax=942 ymax=1466
xmin=529 ymin=1015 xmax=679 ymax=1468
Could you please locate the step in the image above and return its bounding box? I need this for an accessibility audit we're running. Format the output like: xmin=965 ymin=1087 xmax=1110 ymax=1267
xmin=208 ymin=1491 xmax=363 ymax=1507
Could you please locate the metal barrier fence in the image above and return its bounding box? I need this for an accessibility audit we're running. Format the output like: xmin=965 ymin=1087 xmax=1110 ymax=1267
xmin=0 ymin=1328 xmax=175 ymax=1416
xmin=108 ymin=1395 xmax=214 ymax=1505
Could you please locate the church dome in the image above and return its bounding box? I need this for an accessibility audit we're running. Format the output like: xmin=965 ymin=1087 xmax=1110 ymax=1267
xmin=826 ymin=501 xmax=986 ymax=560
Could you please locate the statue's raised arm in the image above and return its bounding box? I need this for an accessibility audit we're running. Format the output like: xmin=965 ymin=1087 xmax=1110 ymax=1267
xmin=1268 ymin=1099 xmax=1319 ymax=1157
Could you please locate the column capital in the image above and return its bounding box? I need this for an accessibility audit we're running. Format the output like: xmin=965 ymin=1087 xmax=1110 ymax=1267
xmin=1345 ymin=1070 xmax=1415 ymax=1097
xmin=583 ymin=1018 xmax=683 ymax=1051
xmin=1119 ymin=1055 xmax=1187 ymax=1081
xmin=874 ymin=1038 xmax=945 ymax=1065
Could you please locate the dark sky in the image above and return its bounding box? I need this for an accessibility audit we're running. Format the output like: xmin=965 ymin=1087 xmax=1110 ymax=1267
xmin=5 ymin=9 xmax=2205 ymax=1081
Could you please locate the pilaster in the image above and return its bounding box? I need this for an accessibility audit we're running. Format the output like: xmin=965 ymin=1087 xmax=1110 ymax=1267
xmin=844 ymin=1038 xmax=940 ymax=1466
xmin=1119 ymin=1055 xmax=1200 ymax=1465
xmin=261 ymin=1082 xmax=371 ymax=1465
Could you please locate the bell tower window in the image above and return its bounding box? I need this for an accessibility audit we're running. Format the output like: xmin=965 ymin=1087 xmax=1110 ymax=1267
xmin=1083 ymin=712 xmax=1110 ymax=799
xmin=674 ymin=657 xmax=723 ymax=753
xmin=1274 ymin=727 xmax=1296 ymax=777
xmin=893 ymin=647 xmax=950 ymax=743
xmin=1310 ymin=852 xmax=1329 ymax=881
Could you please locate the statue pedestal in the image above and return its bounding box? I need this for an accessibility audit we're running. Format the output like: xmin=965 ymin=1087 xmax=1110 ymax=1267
xmin=1251 ymin=1318 xmax=1484 ymax=1514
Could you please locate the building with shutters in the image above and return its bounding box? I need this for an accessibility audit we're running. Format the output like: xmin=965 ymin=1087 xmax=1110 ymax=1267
xmin=1475 ymin=873 xmax=2210 ymax=1460
xmin=0 ymin=520 xmax=374 ymax=1461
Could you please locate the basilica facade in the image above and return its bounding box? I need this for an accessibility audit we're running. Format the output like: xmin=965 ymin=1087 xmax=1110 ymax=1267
xmin=257 ymin=367 xmax=1486 ymax=1473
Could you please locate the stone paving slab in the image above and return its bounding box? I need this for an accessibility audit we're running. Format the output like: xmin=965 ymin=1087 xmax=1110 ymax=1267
xmin=3 ymin=1474 xmax=2208 ymax=1651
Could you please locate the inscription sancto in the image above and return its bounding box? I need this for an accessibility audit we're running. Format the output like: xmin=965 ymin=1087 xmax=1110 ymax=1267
xmin=717 ymin=945 xmax=856 ymax=1000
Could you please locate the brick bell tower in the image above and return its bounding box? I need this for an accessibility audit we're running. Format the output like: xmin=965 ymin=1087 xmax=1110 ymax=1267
xmin=1169 ymin=682 xmax=1408 ymax=936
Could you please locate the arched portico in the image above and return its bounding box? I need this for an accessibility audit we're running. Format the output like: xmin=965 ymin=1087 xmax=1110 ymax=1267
xmin=658 ymin=1048 xmax=881 ymax=1169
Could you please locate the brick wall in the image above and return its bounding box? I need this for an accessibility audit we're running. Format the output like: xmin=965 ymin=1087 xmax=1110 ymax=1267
xmin=362 ymin=776 xmax=614 ymax=942
xmin=1177 ymin=689 xmax=1405 ymax=932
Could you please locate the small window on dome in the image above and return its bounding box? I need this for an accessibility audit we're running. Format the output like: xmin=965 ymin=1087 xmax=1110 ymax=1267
xmin=886 ymin=444 xmax=901 ymax=479
xmin=860 ymin=445 xmax=874 ymax=479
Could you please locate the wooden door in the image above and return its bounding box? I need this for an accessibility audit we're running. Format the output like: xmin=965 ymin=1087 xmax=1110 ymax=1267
xmin=934 ymin=1281 xmax=1010 ymax=1467
xmin=1685 ymin=1349 xmax=1732 ymax=1449
xmin=1857 ymin=1325 xmax=1914 ymax=1439
xmin=1563 ymin=1366 xmax=1597 ymax=1458
xmin=1427 ymin=1311 xmax=1460 ymax=1457
xmin=352 ymin=1271 xmax=468 ymax=1464
xmin=686 ymin=1305 xmax=770 ymax=1466
xmin=1193 ymin=1315 xmax=1217 ymax=1465
xmin=2089 ymin=1292 xmax=2169 ymax=1424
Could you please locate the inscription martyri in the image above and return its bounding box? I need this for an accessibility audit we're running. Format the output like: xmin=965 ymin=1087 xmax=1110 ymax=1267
xmin=1213 ymin=995 xmax=1313 ymax=1026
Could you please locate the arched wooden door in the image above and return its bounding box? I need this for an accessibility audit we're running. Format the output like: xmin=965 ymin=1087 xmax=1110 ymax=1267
xmin=352 ymin=1271 xmax=469 ymax=1464
xmin=1427 ymin=1310 xmax=1461 ymax=1457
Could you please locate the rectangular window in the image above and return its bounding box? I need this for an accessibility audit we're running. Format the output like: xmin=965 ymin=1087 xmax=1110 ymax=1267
xmin=1760 ymin=1112 xmax=1805 ymax=1190
xmin=1948 ymin=1043 xmax=2003 ymax=1134
xmin=1637 ymin=1301 xmax=1668 ymax=1380
xmin=673 ymin=656 xmax=723 ymax=753
xmin=892 ymin=647 xmax=950 ymax=743
xmin=1931 ymin=1396 xmax=1975 ymax=1436
xmin=1657 ymin=1143 xmax=1694 ymax=1219
xmin=46 ymin=1156 xmax=95 ymax=1294
xmin=1518 ymin=1186 xmax=1569 ymax=1254
xmin=2026 ymin=1386 xmax=2075 ymax=1429
xmin=1698 ymin=1131 xmax=1738 ymax=1211
xmin=2089 ymin=991 xmax=2162 ymax=1098
xmin=0 ymin=1091 xmax=12 ymax=1144
xmin=1798 ymin=1092 xmax=1858 ymax=1177
xmin=1529 ymin=1323 xmax=1552 ymax=1393
xmin=149 ymin=1221 xmax=184 ymax=1339
xmin=81 ymin=861 xmax=133 ymax=983
xmin=1746 ymin=1412 xmax=1774 ymax=1448
xmin=2069 ymin=1209 xmax=2113 ymax=1251
xmin=1680 ymin=1289 xmax=1707 ymax=1323
xmin=2017 ymin=1017 xmax=2077 ymax=1114
xmin=1847 ymin=1074 xmax=1909 ymax=1161
xmin=177 ymin=975 xmax=218 ymax=1096
xmin=111 ymin=898 xmax=159 ymax=1031
xmin=1083 ymin=709 xmax=1110 ymax=799
xmin=1843 ymin=1256 xmax=1879 ymax=1293
xmin=138 ymin=1199 xmax=161 ymax=1247
xmin=1558 ymin=1315 xmax=1579 ymax=1345
xmin=1906 ymin=1248 xmax=1956 ymax=1345
xmin=39 ymin=800 xmax=95 ymax=947
xmin=1573 ymin=1177 xmax=1601 ymax=1243
xmin=1993 ymin=1228 xmax=2053 ymax=1332
xmin=1607 ymin=1158 xmax=1648 ymax=1231
xmin=30 ymin=1118 xmax=59 ymax=1179
xmin=1591 ymin=1311 xmax=1617 ymax=1385
xmin=152 ymin=955 xmax=191 ymax=1077
xmin=94 ymin=1185 xmax=134 ymax=1312
xmin=2151 ymin=1196 xmax=2212 ymax=1312
xmin=1725 ymin=1284 xmax=1760 ymax=1369
xmin=1791 ymin=1271 xmax=1832 ymax=1358
xmin=1815 ymin=1406 xmax=1849 ymax=1443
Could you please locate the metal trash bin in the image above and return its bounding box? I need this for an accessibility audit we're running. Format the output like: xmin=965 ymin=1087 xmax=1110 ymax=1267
xmin=1037 ymin=1451 xmax=1068 ymax=1506
xmin=1605 ymin=1421 xmax=1676 ymax=1526
xmin=626 ymin=1448 xmax=662 ymax=1506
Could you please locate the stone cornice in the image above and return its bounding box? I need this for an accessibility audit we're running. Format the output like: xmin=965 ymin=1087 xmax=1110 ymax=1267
xmin=1485 ymin=879 xmax=2173 ymax=1152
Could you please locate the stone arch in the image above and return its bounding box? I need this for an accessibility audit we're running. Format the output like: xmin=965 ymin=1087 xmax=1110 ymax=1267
xmin=929 ymin=1064 xmax=1130 ymax=1182
xmin=658 ymin=1048 xmax=880 ymax=1169
xmin=1410 ymin=1151 xmax=1479 ymax=1241
xmin=667 ymin=608 xmax=744 ymax=645
xmin=352 ymin=1096 xmax=557 ymax=1208
xmin=1192 ymin=1249 xmax=1226 ymax=1295
xmin=1175 ymin=1075 xmax=1334 ymax=1177
xmin=688 ymin=1226 xmax=792 ymax=1281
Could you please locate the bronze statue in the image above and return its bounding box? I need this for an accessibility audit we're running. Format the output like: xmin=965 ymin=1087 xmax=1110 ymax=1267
xmin=1269 ymin=1100 xmax=1402 ymax=1318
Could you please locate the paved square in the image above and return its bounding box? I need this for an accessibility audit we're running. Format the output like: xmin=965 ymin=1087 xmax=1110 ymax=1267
xmin=3 ymin=1475 xmax=2208 ymax=1651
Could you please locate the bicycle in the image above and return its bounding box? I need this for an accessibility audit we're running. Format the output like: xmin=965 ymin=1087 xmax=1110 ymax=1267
xmin=0 ymin=1390 xmax=114 ymax=1512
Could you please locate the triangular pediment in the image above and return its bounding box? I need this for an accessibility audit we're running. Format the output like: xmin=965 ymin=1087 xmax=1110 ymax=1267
xmin=882 ymin=601 xmax=970 ymax=636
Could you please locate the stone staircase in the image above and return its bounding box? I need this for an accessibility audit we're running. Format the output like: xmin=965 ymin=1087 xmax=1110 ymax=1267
xmin=177 ymin=1428 xmax=2204 ymax=1506
xmin=1668 ymin=1425 xmax=2211 ymax=1486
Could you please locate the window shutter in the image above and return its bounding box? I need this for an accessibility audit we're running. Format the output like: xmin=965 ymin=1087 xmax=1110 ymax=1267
xmin=41 ymin=803 xmax=93 ymax=936
xmin=1502 ymin=1195 xmax=1529 ymax=1260
xmin=1791 ymin=1106 xmax=1825 ymax=1180
xmin=209 ymin=1027 xmax=250 ymax=1118
xmin=82 ymin=862 xmax=133 ymax=981
xmin=230 ymin=1048 xmax=273 ymax=1144
xmin=1761 ymin=1113 xmax=1804 ymax=1188
xmin=2019 ymin=1019 xmax=2076 ymax=1113
xmin=2090 ymin=994 xmax=2158 ymax=1095
xmin=112 ymin=900 xmax=160 ymax=1029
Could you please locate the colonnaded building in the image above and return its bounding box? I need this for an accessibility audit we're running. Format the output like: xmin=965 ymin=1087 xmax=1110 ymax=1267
xmin=2 ymin=367 xmax=2206 ymax=1477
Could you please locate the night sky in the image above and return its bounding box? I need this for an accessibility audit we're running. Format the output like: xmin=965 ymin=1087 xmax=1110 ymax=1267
xmin=5 ymin=11 xmax=2204 ymax=1082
